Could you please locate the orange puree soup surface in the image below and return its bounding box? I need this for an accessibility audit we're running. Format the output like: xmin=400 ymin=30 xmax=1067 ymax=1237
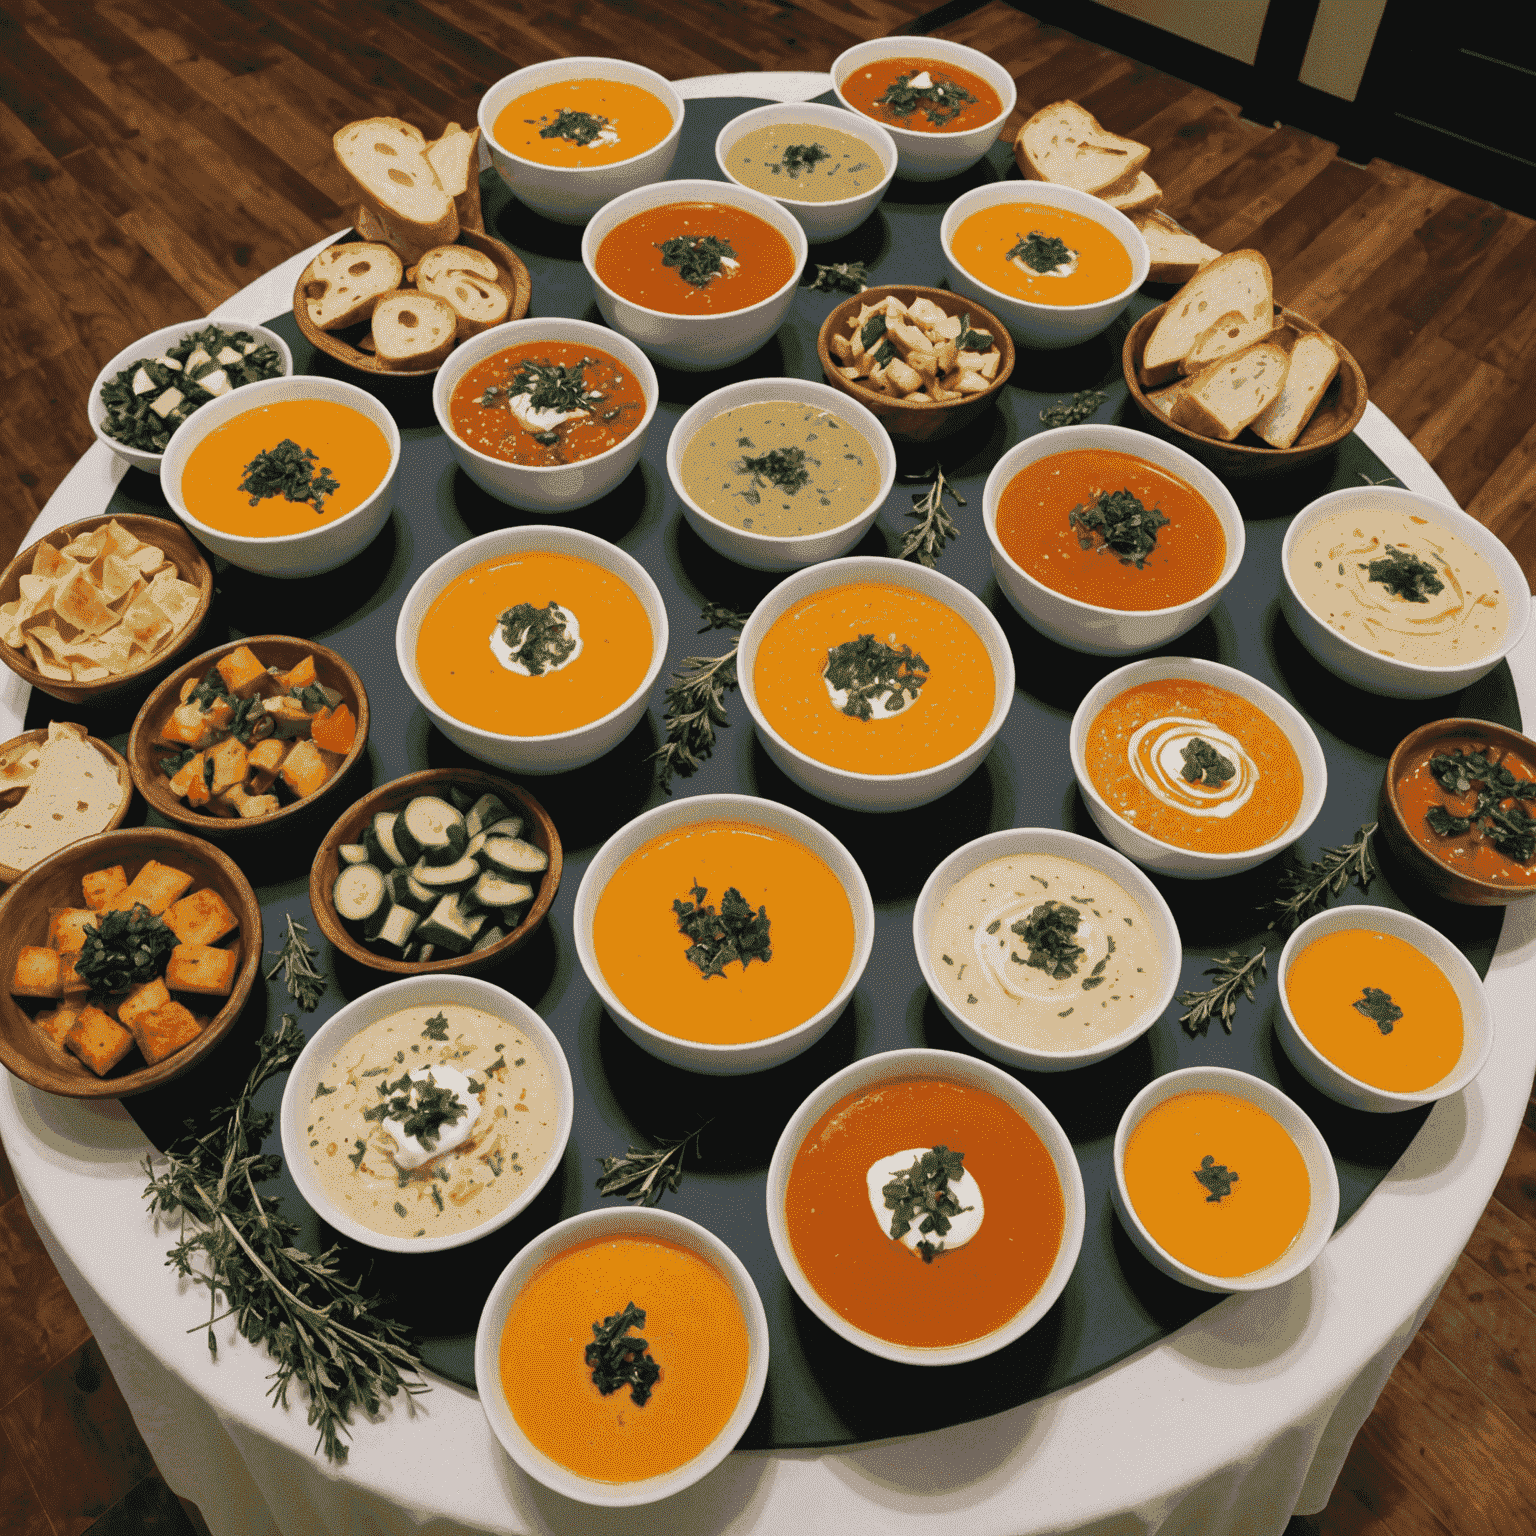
xmin=181 ymin=399 xmax=390 ymax=536
xmin=1284 ymin=928 xmax=1463 ymax=1092
xmin=499 ymin=1235 xmax=750 ymax=1484
xmin=592 ymin=820 xmax=855 ymax=1045
xmin=492 ymin=78 xmax=673 ymax=168
xmin=415 ymin=551 xmax=652 ymax=737
xmin=952 ymin=203 xmax=1134 ymax=307
xmin=1123 ymin=1091 xmax=1310 ymax=1278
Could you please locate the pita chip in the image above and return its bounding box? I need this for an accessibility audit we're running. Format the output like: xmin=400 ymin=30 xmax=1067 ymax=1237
xmin=53 ymin=570 xmax=119 ymax=636
xmin=89 ymin=553 xmax=141 ymax=606
xmin=31 ymin=542 xmax=77 ymax=583
xmin=147 ymin=570 xmax=200 ymax=631
xmin=119 ymin=591 xmax=173 ymax=651
xmin=60 ymin=528 xmax=109 ymax=561
xmin=23 ymin=633 xmax=71 ymax=681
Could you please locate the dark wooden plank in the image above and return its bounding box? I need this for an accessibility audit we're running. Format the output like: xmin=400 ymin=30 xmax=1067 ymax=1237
xmin=0 ymin=1422 xmax=52 ymax=1536
xmin=0 ymin=347 xmax=101 ymax=535
xmin=1330 ymin=1431 xmax=1456 ymax=1536
xmin=0 ymin=7 xmax=133 ymax=159
xmin=1181 ymin=124 xmax=1337 ymax=245
xmin=0 ymin=1196 xmax=92 ymax=1411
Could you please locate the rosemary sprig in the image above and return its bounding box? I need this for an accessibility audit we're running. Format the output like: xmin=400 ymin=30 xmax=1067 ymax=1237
xmin=595 ymin=1125 xmax=708 ymax=1207
xmin=142 ymin=1016 xmax=426 ymax=1462
xmin=1267 ymin=823 xmax=1377 ymax=933
xmin=898 ymin=463 xmax=965 ymax=568
xmin=647 ymin=605 xmax=750 ymax=789
xmin=1177 ymin=947 xmax=1268 ymax=1037
xmin=810 ymin=261 xmax=870 ymax=294
xmin=264 ymin=913 xmax=326 ymax=1012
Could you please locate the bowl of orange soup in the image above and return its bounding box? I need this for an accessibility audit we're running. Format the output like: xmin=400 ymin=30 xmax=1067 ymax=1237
xmin=161 ymin=376 xmax=400 ymax=579
xmin=574 ymin=793 xmax=875 ymax=1075
xmin=942 ymin=181 xmax=1149 ymax=350
xmin=1069 ymin=657 xmax=1328 ymax=878
xmin=474 ymin=1206 xmax=769 ymax=1506
xmin=395 ymin=525 xmax=667 ymax=774
xmin=478 ymin=56 xmax=684 ymax=225
xmin=767 ymin=1047 xmax=1086 ymax=1364
xmin=1112 ymin=1066 xmax=1338 ymax=1293
xmin=581 ymin=179 xmax=808 ymax=372
xmin=983 ymin=424 xmax=1244 ymax=655
xmin=738 ymin=557 xmax=1015 ymax=812
xmin=1276 ymin=905 xmax=1494 ymax=1113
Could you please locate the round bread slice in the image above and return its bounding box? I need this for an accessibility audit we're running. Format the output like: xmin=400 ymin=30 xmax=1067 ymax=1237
xmin=370 ymin=291 xmax=458 ymax=370
xmin=412 ymin=246 xmax=510 ymax=339
xmin=334 ymin=116 xmax=458 ymax=264
xmin=302 ymin=242 xmax=404 ymax=331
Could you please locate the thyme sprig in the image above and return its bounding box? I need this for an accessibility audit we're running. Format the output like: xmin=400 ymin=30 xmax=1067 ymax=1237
xmin=810 ymin=261 xmax=870 ymax=294
xmin=1177 ymin=947 xmax=1268 ymax=1037
xmin=264 ymin=913 xmax=326 ymax=1012
xmin=647 ymin=604 xmax=751 ymax=789
xmin=898 ymin=463 xmax=965 ymax=568
xmin=1267 ymin=823 xmax=1377 ymax=932
xmin=1040 ymin=388 xmax=1108 ymax=428
xmin=595 ymin=1125 xmax=708 ymax=1207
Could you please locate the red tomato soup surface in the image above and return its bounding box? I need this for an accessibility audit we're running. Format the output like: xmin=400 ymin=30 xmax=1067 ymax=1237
xmin=840 ymin=56 xmax=1002 ymax=135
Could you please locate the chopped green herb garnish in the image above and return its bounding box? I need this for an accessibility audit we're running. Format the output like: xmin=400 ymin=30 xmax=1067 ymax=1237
xmin=776 ymin=142 xmax=829 ymax=177
xmin=1194 ymin=1154 xmax=1238 ymax=1203
xmin=376 ymin=1073 xmax=467 ymax=1152
xmin=882 ymin=1146 xmax=971 ymax=1263
xmin=347 ymin=1140 xmax=367 ymax=1169
xmin=733 ymin=445 xmax=811 ymax=504
xmin=656 ymin=234 xmax=737 ymax=289
xmin=486 ymin=1150 xmax=504 ymax=1177
xmin=421 ymin=1013 xmax=450 ymax=1041
xmin=1069 ymin=488 xmax=1170 ymax=568
xmin=874 ymin=69 xmax=976 ymax=127
xmin=75 ymin=903 xmax=177 ymax=1002
xmin=429 ymin=1185 xmax=444 ymax=1212
xmin=586 ymin=1302 xmax=660 ymax=1405
xmin=955 ymin=313 xmax=992 ymax=352
xmin=673 ymin=882 xmax=771 ymax=978
xmin=497 ymin=602 xmax=577 ymax=675
xmin=159 ymin=747 xmax=197 ymax=779
xmin=1007 ymin=230 xmax=1073 ymax=273
xmin=860 ymin=312 xmax=887 ymax=350
xmin=810 ymin=261 xmax=869 ymax=294
xmin=1353 ymin=986 xmax=1402 ymax=1034
xmin=393 ymin=1201 xmax=407 ymax=1218
xmin=1423 ymin=747 xmax=1536 ymax=864
xmin=824 ymin=634 xmax=928 ymax=719
xmin=1361 ymin=546 xmax=1445 ymax=602
xmin=238 ymin=439 xmax=339 ymax=516
xmin=1180 ymin=738 xmax=1236 ymax=788
xmin=314 ymin=1082 xmax=336 ymax=1099
xmin=1010 ymin=900 xmax=1084 ymax=980
xmin=1040 ymin=388 xmax=1109 ymax=428
xmin=538 ymin=108 xmax=611 ymax=146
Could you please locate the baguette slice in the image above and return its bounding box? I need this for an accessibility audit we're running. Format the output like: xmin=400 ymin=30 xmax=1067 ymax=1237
xmin=1099 ymin=167 xmax=1161 ymax=214
xmin=1250 ymin=330 xmax=1340 ymax=448
xmin=1139 ymin=249 xmax=1275 ymax=386
xmin=370 ymin=290 xmax=458 ymax=370
xmin=1145 ymin=379 xmax=1189 ymax=420
xmin=1015 ymin=101 xmax=1150 ymax=195
xmin=412 ymin=245 xmax=510 ymax=339
xmin=301 ymin=242 xmax=404 ymax=330
xmin=1170 ymin=342 xmax=1290 ymax=441
xmin=334 ymin=117 xmax=458 ymax=264
xmin=1133 ymin=209 xmax=1222 ymax=284
xmin=426 ymin=122 xmax=484 ymax=233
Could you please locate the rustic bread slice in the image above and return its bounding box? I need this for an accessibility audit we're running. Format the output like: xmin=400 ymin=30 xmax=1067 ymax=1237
xmin=1139 ymin=250 xmax=1275 ymax=386
xmin=334 ymin=117 xmax=457 ymax=264
xmin=301 ymin=242 xmax=403 ymax=330
xmin=426 ymin=122 xmax=483 ymax=232
xmin=1145 ymin=379 xmax=1189 ymax=420
xmin=1170 ymin=342 xmax=1290 ymax=441
xmin=1099 ymin=167 xmax=1161 ymax=214
xmin=1133 ymin=209 xmax=1222 ymax=284
xmin=1251 ymin=330 xmax=1339 ymax=448
xmin=1015 ymin=101 xmax=1150 ymax=195
xmin=370 ymin=290 xmax=457 ymax=370
xmin=411 ymin=245 xmax=510 ymax=339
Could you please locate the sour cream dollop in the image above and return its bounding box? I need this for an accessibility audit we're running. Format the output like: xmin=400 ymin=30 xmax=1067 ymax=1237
xmin=866 ymin=1148 xmax=985 ymax=1255
xmin=488 ymin=602 xmax=584 ymax=677
xmin=383 ymin=1065 xmax=479 ymax=1170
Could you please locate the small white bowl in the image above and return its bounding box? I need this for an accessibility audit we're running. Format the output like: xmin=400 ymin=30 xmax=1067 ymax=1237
xmin=160 ymin=375 xmax=399 ymax=579
xmin=667 ymin=378 xmax=895 ymax=572
xmin=278 ymin=974 xmax=574 ymax=1255
xmin=766 ymin=1047 xmax=1086 ymax=1364
xmin=573 ymin=793 xmax=875 ymax=1075
xmin=1276 ymin=905 xmax=1495 ymax=1113
xmin=941 ymin=181 xmax=1150 ymax=351
xmin=713 ymin=101 xmax=898 ymax=243
xmin=433 ymin=317 xmax=659 ymax=513
xmin=830 ymin=37 xmax=1016 ymax=182
xmin=737 ymin=556 xmax=1016 ymax=813
xmin=581 ymin=179 xmax=810 ymax=372
xmin=474 ymin=1206 xmax=769 ymax=1506
xmin=913 ymin=827 xmax=1182 ymax=1073
xmin=1111 ymin=1065 xmax=1340 ymax=1294
xmin=88 ymin=319 xmax=293 ymax=476
xmin=1068 ymin=656 xmax=1328 ymax=879
xmin=1280 ymin=485 xmax=1531 ymax=700
xmin=395 ymin=524 xmax=668 ymax=774
xmin=982 ymin=423 xmax=1245 ymax=655
xmin=478 ymin=57 xmax=685 ymax=226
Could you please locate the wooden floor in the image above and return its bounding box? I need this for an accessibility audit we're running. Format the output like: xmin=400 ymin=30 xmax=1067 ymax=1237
xmin=1 ymin=3 xmax=1535 ymax=1534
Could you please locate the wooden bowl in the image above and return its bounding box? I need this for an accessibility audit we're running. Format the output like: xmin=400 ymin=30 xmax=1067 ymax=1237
xmin=0 ymin=730 xmax=134 ymax=886
xmin=0 ymin=514 xmax=214 ymax=704
xmin=0 ymin=826 xmax=262 ymax=1098
xmin=815 ymin=285 xmax=1015 ymax=443
xmin=1380 ymin=717 xmax=1536 ymax=907
xmin=1122 ymin=303 xmax=1367 ymax=477
xmin=126 ymin=635 xmax=370 ymax=838
xmin=292 ymin=229 xmax=533 ymax=377
xmin=310 ymin=768 xmax=562 ymax=976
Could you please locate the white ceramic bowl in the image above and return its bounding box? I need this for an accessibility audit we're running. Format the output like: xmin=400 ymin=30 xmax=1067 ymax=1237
xmin=278 ymin=974 xmax=574 ymax=1255
xmin=474 ymin=1206 xmax=769 ymax=1506
xmin=667 ymin=378 xmax=895 ymax=572
xmin=580 ymin=179 xmax=809 ymax=372
xmin=713 ymin=101 xmax=898 ymax=243
xmin=766 ymin=1047 xmax=1086 ymax=1364
xmin=941 ymin=181 xmax=1150 ymax=351
xmin=983 ymin=423 xmax=1245 ymax=655
xmin=433 ymin=317 xmax=659 ymax=513
xmin=478 ymin=57 xmax=685 ymax=225
xmin=88 ymin=319 xmax=293 ymax=476
xmin=1111 ymin=1065 xmax=1340 ymax=1294
xmin=1280 ymin=485 xmax=1531 ymax=700
xmin=830 ymin=37 xmax=1016 ymax=182
xmin=913 ymin=827 xmax=1182 ymax=1072
xmin=1068 ymin=656 xmax=1328 ymax=879
xmin=738 ymin=556 xmax=1016 ymax=812
xmin=160 ymin=375 xmax=399 ymax=579
xmin=1276 ymin=905 xmax=1495 ymax=1113
xmin=395 ymin=524 xmax=668 ymax=774
xmin=573 ymin=793 xmax=875 ymax=1075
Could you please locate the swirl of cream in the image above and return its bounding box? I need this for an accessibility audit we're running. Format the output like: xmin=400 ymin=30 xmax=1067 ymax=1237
xmin=1325 ymin=528 xmax=1485 ymax=645
xmin=1126 ymin=714 xmax=1258 ymax=819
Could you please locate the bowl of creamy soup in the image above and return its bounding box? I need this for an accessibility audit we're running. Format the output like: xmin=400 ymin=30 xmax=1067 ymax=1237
xmin=279 ymin=972 xmax=574 ymax=1254
xmin=1281 ymin=485 xmax=1530 ymax=699
xmin=914 ymin=827 xmax=1181 ymax=1072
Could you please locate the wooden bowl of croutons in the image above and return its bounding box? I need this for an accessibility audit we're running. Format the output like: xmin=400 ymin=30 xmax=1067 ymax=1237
xmin=126 ymin=635 xmax=369 ymax=838
xmin=816 ymin=285 xmax=1015 ymax=442
xmin=0 ymin=826 xmax=261 ymax=1098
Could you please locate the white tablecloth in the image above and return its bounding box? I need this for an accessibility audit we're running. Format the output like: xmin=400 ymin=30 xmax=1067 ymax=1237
xmin=4 ymin=70 xmax=1534 ymax=1536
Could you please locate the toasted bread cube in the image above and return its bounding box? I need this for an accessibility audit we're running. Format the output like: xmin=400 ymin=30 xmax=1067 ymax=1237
xmin=246 ymin=737 xmax=289 ymax=792
xmin=933 ymin=313 xmax=963 ymax=341
xmin=216 ymin=644 xmax=268 ymax=697
xmin=908 ymin=297 xmax=949 ymax=330
xmin=166 ymin=943 xmax=239 ymax=997
xmin=13 ymin=946 xmax=63 ymax=998
xmin=160 ymin=702 xmax=215 ymax=748
xmin=35 ymin=1006 xmax=78 ymax=1050
xmin=238 ymin=791 xmax=280 ymax=819
xmin=164 ymin=887 xmax=239 ymax=947
xmin=66 ymin=1007 xmax=135 ymax=1075
xmin=934 ymin=339 xmax=959 ymax=376
xmin=828 ymin=331 xmax=853 ymax=364
xmin=905 ymin=390 xmax=933 ymax=401
xmin=276 ymin=654 xmax=317 ymax=693
xmin=48 ymin=907 xmax=99 ymax=953
xmin=202 ymin=696 xmax=235 ymax=731
xmin=132 ymin=1000 xmax=202 ymax=1065
xmin=104 ymin=860 xmax=195 ymax=916
xmin=59 ymin=953 xmax=88 ymax=1000
xmin=279 ymin=738 xmax=331 ymax=800
xmin=263 ymin=696 xmax=313 ymax=738
xmin=167 ymin=754 xmax=206 ymax=800
xmin=117 ymin=977 xmax=172 ymax=1030
xmin=884 ymin=357 xmax=923 ymax=395
xmin=81 ymin=866 xmax=128 ymax=911
xmin=206 ymin=736 xmax=249 ymax=795
xmin=954 ymin=369 xmax=992 ymax=395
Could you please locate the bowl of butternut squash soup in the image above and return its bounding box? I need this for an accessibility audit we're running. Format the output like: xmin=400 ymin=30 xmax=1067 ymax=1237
xmin=767 ymin=1047 xmax=1085 ymax=1365
xmin=161 ymin=376 xmax=400 ymax=579
xmin=474 ymin=1206 xmax=769 ymax=1506
xmin=395 ymin=525 xmax=667 ymax=774
xmin=574 ymin=793 xmax=875 ymax=1075
xmin=1276 ymin=906 xmax=1494 ymax=1114
xmin=1112 ymin=1066 xmax=1338 ymax=1293
xmin=983 ymin=424 xmax=1244 ymax=655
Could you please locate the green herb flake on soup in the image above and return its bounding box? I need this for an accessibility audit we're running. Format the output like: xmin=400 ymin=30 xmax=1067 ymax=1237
xmin=724 ymin=122 xmax=885 ymax=204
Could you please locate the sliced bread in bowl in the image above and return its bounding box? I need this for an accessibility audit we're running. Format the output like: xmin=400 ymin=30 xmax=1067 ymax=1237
xmin=1133 ymin=209 xmax=1221 ymax=284
xmin=1170 ymin=341 xmax=1289 ymax=441
xmin=426 ymin=122 xmax=484 ymax=233
xmin=335 ymin=117 xmax=458 ymax=264
xmin=1100 ymin=166 xmax=1161 ymax=215
xmin=371 ymin=290 xmax=457 ymax=370
xmin=301 ymin=242 xmax=404 ymax=331
xmin=1251 ymin=330 xmax=1339 ymax=448
xmin=411 ymin=246 xmax=509 ymax=339
xmin=1139 ymin=250 xmax=1275 ymax=386
xmin=1015 ymin=101 xmax=1151 ymax=195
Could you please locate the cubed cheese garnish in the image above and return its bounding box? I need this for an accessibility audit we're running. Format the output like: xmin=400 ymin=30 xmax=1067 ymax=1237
xmin=154 ymin=355 xmax=183 ymax=371
xmin=215 ymin=346 xmax=242 ymax=366
xmin=184 ymin=348 xmax=212 ymax=375
xmin=149 ymin=387 xmax=185 ymax=418
xmin=198 ymin=368 xmax=231 ymax=397
xmin=132 ymin=367 xmax=155 ymax=395
xmin=241 ymin=340 xmax=258 ymax=355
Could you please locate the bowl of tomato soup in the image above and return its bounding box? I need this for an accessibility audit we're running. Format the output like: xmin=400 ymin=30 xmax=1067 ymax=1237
xmin=574 ymin=793 xmax=875 ymax=1075
xmin=396 ymin=524 xmax=667 ymax=774
xmin=1070 ymin=657 xmax=1327 ymax=878
xmin=983 ymin=425 xmax=1243 ymax=655
xmin=478 ymin=56 xmax=684 ymax=225
xmin=767 ymin=1047 xmax=1085 ymax=1364
xmin=161 ymin=376 xmax=399 ymax=579
xmin=1277 ymin=906 xmax=1494 ymax=1113
xmin=581 ymin=179 xmax=808 ymax=371
xmin=475 ymin=1206 xmax=769 ymax=1506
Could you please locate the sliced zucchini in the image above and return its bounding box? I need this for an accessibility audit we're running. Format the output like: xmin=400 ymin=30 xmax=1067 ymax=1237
xmin=394 ymin=796 xmax=464 ymax=864
xmin=465 ymin=794 xmax=511 ymax=838
xmin=417 ymin=943 xmax=436 ymax=963
xmin=362 ymin=899 xmax=399 ymax=943
xmin=385 ymin=867 xmax=435 ymax=914
xmin=471 ymin=924 xmax=507 ymax=953
xmin=376 ymin=904 xmax=419 ymax=949
xmin=465 ymin=830 xmax=488 ymax=861
xmin=482 ymin=816 xmax=524 ymax=840
xmin=469 ymin=871 xmax=535 ymax=909
xmin=416 ymin=893 xmax=476 ymax=954
xmin=412 ymin=853 xmax=480 ymax=890
xmin=366 ymin=811 xmax=407 ymax=867
xmin=447 ymin=785 xmax=475 ymax=813
xmin=338 ymin=843 xmax=371 ymax=866
xmin=481 ymin=836 xmax=548 ymax=876
xmin=333 ymin=863 xmax=386 ymax=923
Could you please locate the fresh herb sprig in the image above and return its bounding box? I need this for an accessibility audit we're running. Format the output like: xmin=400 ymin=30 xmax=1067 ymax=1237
xmin=899 ymin=463 xmax=965 ymax=568
xmin=264 ymin=913 xmax=326 ymax=1013
xmin=596 ymin=1126 xmax=707 ymax=1207
xmin=648 ymin=604 xmax=750 ymax=789
xmin=77 ymin=904 xmax=177 ymax=1001
xmin=1267 ymin=823 xmax=1377 ymax=932
xmin=1178 ymin=947 xmax=1268 ymax=1037
xmin=1040 ymin=389 xmax=1108 ymax=428
xmin=810 ymin=261 xmax=869 ymax=294
xmin=586 ymin=1302 xmax=660 ymax=1405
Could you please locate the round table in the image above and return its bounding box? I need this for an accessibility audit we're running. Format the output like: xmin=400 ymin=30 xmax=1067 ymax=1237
xmin=2 ymin=71 xmax=1533 ymax=1536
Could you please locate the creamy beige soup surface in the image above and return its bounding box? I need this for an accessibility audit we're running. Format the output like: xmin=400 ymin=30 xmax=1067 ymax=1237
xmin=928 ymin=853 xmax=1164 ymax=1052
xmin=304 ymin=1002 xmax=560 ymax=1240
xmin=723 ymin=121 xmax=885 ymax=203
